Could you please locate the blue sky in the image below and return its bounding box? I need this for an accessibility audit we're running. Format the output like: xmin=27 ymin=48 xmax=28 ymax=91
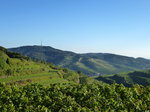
xmin=0 ymin=0 xmax=150 ymax=58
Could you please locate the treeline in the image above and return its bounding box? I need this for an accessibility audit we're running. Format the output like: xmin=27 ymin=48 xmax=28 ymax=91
xmin=0 ymin=46 xmax=30 ymax=60
xmin=0 ymin=83 xmax=149 ymax=111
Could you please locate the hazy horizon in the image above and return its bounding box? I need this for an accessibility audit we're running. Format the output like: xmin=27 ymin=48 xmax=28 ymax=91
xmin=1 ymin=0 xmax=150 ymax=58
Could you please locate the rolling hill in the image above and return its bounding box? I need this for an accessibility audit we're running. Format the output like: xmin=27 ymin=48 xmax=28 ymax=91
xmin=95 ymin=70 xmax=150 ymax=87
xmin=9 ymin=45 xmax=150 ymax=75
xmin=0 ymin=47 xmax=150 ymax=111
xmin=0 ymin=46 xmax=98 ymax=85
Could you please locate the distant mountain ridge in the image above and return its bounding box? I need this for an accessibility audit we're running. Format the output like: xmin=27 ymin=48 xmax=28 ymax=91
xmin=9 ymin=45 xmax=150 ymax=75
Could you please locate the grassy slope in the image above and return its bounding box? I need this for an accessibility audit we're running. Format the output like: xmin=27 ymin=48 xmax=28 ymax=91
xmin=0 ymin=46 xmax=100 ymax=86
xmin=9 ymin=46 xmax=150 ymax=75
xmin=95 ymin=70 xmax=150 ymax=86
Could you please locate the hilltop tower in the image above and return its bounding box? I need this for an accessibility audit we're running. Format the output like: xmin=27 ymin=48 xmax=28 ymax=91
xmin=41 ymin=41 xmax=43 ymax=46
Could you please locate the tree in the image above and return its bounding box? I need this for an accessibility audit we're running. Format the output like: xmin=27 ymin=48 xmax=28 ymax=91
xmin=6 ymin=58 xmax=10 ymax=64
xmin=6 ymin=69 xmax=13 ymax=76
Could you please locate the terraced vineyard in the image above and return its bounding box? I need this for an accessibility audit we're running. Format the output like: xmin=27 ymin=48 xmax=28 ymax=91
xmin=0 ymin=46 xmax=150 ymax=111
xmin=0 ymin=46 xmax=98 ymax=86
xmin=0 ymin=72 xmax=68 ymax=86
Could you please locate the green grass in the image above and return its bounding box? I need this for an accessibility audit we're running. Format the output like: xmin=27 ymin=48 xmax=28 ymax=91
xmin=0 ymin=72 xmax=69 ymax=85
xmin=0 ymin=73 xmax=50 ymax=82
xmin=37 ymin=78 xmax=68 ymax=85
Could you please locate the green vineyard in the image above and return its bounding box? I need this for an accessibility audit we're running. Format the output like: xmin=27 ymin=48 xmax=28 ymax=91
xmin=0 ymin=83 xmax=149 ymax=112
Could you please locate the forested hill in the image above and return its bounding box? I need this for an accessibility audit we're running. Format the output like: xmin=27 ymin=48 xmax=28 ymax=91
xmin=9 ymin=45 xmax=150 ymax=75
xmin=96 ymin=70 xmax=150 ymax=87
xmin=0 ymin=46 xmax=98 ymax=85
